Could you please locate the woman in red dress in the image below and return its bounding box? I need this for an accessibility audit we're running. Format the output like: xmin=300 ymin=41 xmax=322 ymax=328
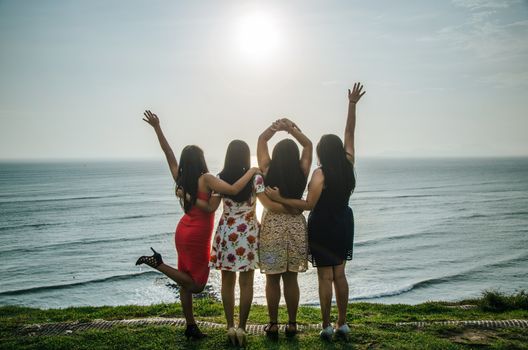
xmin=136 ymin=110 xmax=258 ymax=340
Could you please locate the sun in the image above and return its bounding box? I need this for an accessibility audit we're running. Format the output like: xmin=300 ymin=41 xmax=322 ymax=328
xmin=234 ymin=12 xmax=280 ymax=61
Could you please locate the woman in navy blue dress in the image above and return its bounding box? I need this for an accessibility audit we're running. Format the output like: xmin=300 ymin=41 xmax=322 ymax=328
xmin=266 ymin=82 xmax=365 ymax=340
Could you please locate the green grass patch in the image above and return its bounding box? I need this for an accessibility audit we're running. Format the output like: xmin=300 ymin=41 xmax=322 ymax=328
xmin=1 ymin=291 xmax=527 ymax=349
xmin=477 ymin=290 xmax=528 ymax=312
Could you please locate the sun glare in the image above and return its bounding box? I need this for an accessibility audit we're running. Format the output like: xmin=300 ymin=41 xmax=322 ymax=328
xmin=234 ymin=12 xmax=280 ymax=61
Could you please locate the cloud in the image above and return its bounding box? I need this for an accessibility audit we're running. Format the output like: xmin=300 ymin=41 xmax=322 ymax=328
xmin=435 ymin=2 xmax=528 ymax=60
xmin=478 ymin=71 xmax=528 ymax=88
xmin=452 ymin=0 xmax=520 ymax=9
xmin=417 ymin=0 xmax=528 ymax=88
xmin=441 ymin=0 xmax=528 ymax=56
xmin=321 ymin=80 xmax=339 ymax=86
xmin=418 ymin=1 xmax=528 ymax=87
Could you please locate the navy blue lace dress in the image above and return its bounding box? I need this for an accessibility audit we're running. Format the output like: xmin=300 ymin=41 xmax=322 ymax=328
xmin=307 ymin=176 xmax=354 ymax=267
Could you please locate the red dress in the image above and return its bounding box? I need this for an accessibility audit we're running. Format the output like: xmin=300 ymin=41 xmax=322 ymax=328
xmin=175 ymin=191 xmax=215 ymax=285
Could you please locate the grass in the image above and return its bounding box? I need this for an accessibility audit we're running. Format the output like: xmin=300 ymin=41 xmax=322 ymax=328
xmin=478 ymin=289 xmax=528 ymax=312
xmin=1 ymin=291 xmax=527 ymax=349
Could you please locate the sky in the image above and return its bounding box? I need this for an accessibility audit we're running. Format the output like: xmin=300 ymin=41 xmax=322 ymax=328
xmin=0 ymin=0 xmax=527 ymax=160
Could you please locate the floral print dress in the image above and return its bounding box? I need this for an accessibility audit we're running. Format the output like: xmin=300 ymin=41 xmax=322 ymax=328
xmin=209 ymin=175 xmax=265 ymax=271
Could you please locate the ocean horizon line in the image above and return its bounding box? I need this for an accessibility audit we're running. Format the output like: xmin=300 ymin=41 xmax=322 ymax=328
xmin=1 ymin=155 xmax=528 ymax=163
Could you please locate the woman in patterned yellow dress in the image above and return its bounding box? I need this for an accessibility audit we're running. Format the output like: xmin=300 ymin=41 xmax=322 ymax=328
xmin=256 ymin=118 xmax=312 ymax=337
xmin=195 ymin=140 xmax=293 ymax=346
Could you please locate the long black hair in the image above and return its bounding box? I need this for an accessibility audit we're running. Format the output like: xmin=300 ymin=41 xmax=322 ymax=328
xmin=316 ymin=134 xmax=355 ymax=205
xmin=265 ymin=139 xmax=307 ymax=199
xmin=176 ymin=145 xmax=208 ymax=213
xmin=218 ymin=140 xmax=253 ymax=203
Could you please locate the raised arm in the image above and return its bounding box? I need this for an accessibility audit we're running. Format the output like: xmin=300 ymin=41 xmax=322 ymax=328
xmin=257 ymin=123 xmax=278 ymax=174
xmin=265 ymin=168 xmax=324 ymax=211
xmin=345 ymin=83 xmax=366 ymax=164
xmin=204 ymin=168 xmax=259 ymax=196
xmin=143 ymin=110 xmax=179 ymax=182
xmin=279 ymin=118 xmax=312 ymax=177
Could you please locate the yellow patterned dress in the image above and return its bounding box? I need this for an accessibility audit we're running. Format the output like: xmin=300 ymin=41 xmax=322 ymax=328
xmin=258 ymin=210 xmax=308 ymax=274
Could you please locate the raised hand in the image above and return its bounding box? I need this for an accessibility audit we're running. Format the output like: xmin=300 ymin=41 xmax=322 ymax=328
xmin=142 ymin=109 xmax=178 ymax=181
xmin=271 ymin=118 xmax=300 ymax=133
xmin=143 ymin=110 xmax=160 ymax=128
xmin=348 ymin=83 xmax=366 ymax=104
xmin=280 ymin=117 xmax=301 ymax=132
xmin=271 ymin=119 xmax=286 ymax=132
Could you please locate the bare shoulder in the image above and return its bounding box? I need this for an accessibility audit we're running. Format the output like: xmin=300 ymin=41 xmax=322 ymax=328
xmin=312 ymin=168 xmax=325 ymax=182
xmin=199 ymin=172 xmax=215 ymax=186
xmin=200 ymin=172 xmax=215 ymax=180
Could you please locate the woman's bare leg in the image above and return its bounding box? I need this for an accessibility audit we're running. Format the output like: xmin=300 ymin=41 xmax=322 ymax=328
xmin=238 ymin=270 xmax=254 ymax=330
xmin=317 ymin=266 xmax=334 ymax=328
xmin=282 ymin=271 xmax=299 ymax=323
xmin=333 ymin=262 xmax=349 ymax=327
xmin=156 ymin=263 xmax=203 ymax=292
xmin=156 ymin=263 xmax=206 ymax=326
xmin=265 ymin=274 xmax=281 ymax=324
xmin=221 ymin=271 xmax=236 ymax=329
xmin=180 ymin=286 xmax=196 ymax=325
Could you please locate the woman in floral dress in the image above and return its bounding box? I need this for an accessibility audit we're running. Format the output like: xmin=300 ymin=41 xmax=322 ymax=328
xmin=195 ymin=140 xmax=292 ymax=346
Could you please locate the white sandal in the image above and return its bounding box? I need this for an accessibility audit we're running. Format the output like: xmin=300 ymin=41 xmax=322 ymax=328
xmin=319 ymin=325 xmax=334 ymax=340
xmin=236 ymin=328 xmax=248 ymax=347
xmin=227 ymin=327 xmax=237 ymax=346
xmin=336 ymin=323 xmax=351 ymax=338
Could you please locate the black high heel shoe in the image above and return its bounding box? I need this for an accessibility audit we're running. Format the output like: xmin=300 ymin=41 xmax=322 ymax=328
xmin=264 ymin=322 xmax=279 ymax=340
xmin=135 ymin=247 xmax=163 ymax=268
xmin=184 ymin=324 xmax=207 ymax=340
xmin=285 ymin=321 xmax=298 ymax=337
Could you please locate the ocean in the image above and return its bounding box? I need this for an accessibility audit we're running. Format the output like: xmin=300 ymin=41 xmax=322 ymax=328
xmin=0 ymin=158 xmax=527 ymax=309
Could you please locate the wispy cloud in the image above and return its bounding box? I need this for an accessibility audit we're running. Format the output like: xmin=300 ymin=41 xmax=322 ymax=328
xmin=321 ymin=80 xmax=339 ymax=86
xmin=478 ymin=71 xmax=528 ymax=88
xmin=432 ymin=1 xmax=528 ymax=60
xmin=418 ymin=0 xmax=528 ymax=87
xmin=451 ymin=0 xmax=520 ymax=10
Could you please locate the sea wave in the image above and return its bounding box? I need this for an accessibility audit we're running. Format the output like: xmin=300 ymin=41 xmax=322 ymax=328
xmin=355 ymin=229 xmax=446 ymax=248
xmin=350 ymin=252 xmax=528 ymax=301
xmin=455 ymin=211 xmax=528 ymax=219
xmin=0 ymin=271 xmax=160 ymax=296
xmin=0 ymin=231 xmax=174 ymax=254
xmin=0 ymin=222 xmax=62 ymax=232
xmin=0 ymin=194 xmax=123 ymax=205
xmin=350 ymin=284 xmax=416 ymax=301
xmin=0 ymin=212 xmax=178 ymax=233
xmin=100 ymin=212 xmax=178 ymax=222
xmin=353 ymin=194 xmax=435 ymax=201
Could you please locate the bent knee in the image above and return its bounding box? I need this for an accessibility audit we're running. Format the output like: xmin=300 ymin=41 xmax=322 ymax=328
xmin=192 ymin=284 xmax=206 ymax=293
